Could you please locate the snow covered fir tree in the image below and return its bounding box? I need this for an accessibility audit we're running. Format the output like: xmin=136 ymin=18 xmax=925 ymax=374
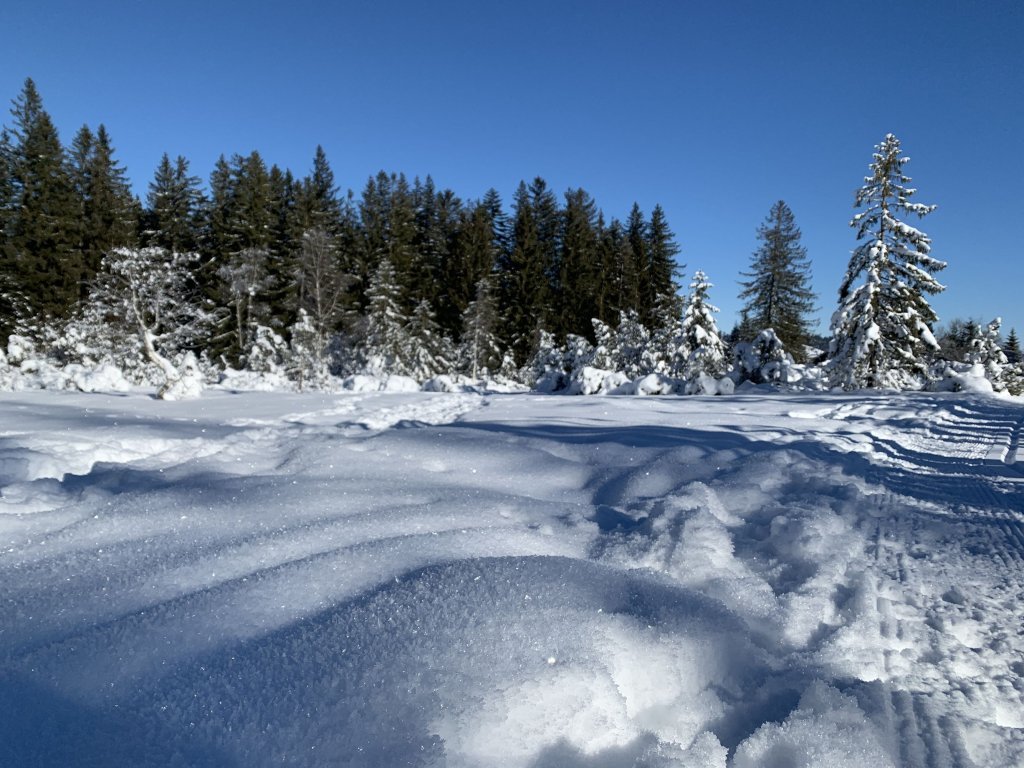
xmin=828 ymin=133 xmax=946 ymax=390
xmin=1 ymin=78 xmax=1021 ymax=398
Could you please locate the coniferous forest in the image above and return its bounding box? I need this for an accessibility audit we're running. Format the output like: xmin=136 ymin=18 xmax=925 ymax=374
xmin=1 ymin=78 xmax=1021 ymax=398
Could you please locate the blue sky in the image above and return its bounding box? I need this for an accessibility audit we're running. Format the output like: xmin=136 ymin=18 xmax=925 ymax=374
xmin=3 ymin=0 xmax=1022 ymax=335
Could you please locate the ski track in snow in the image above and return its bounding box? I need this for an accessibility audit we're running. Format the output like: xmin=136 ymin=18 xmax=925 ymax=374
xmin=0 ymin=389 xmax=1022 ymax=767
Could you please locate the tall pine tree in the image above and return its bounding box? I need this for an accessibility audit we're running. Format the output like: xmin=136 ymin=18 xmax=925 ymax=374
xmin=738 ymin=200 xmax=816 ymax=360
xmin=143 ymin=153 xmax=202 ymax=253
xmin=2 ymin=78 xmax=81 ymax=329
xmin=829 ymin=134 xmax=945 ymax=389
xmin=555 ymin=187 xmax=599 ymax=340
xmin=500 ymin=179 xmax=554 ymax=364
xmin=72 ymin=124 xmax=137 ymax=292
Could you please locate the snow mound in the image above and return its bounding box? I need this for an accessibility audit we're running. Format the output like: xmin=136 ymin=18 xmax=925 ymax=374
xmin=138 ymin=557 xmax=758 ymax=767
xmin=733 ymin=682 xmax=896 ymax=768
xmin=68 ymin=363 xmax=131 ymax=393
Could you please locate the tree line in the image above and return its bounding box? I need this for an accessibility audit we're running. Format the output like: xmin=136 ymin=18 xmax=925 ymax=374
xmin=0 ymin=79 xmax=688 ymax=371
xmin=1 ymin=78 xmax=1017 ymax=395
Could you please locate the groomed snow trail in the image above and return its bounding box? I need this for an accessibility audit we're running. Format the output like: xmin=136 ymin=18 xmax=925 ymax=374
xmin=1 ymin=390 xmax=1022 ymax=767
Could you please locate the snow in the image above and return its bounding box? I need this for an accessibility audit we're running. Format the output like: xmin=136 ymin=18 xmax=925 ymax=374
xmin=1 ymin=388 xmax=1023 ymax=767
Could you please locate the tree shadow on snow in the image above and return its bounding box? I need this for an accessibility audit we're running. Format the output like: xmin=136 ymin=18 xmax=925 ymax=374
xmin=0 ymin=671 xmax=240 ymax=768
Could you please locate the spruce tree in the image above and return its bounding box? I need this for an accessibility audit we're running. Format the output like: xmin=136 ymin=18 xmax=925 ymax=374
xmin=829 ymin=134 xmax=945 ymax=389
xmin=213 ymin=152 xmax=277 ymax=360
xmin=966 ymin=317 xmax=1008 ymax=391
xmin=0 ymin=128 xmax=14 ymax=330
xmin=404 ymin=299 xmax=454 ymax=380
xmin=501 ymin=180 xmax=553 ymax=364
xmin=459 ymin=278 xmax=502 ymax=379
xmin=143 ymin=154 xmax=202 ymax=253
xmin=3 ymin=78 xmax=81 ymax=326
xmin=645 ymin=204 xmax=682 ymax=318
xmin=678 ymin=270 xmax=728 ymax=384
xmin=265 ymin=164 xmax=298 ymax=325
xmin=294 ymin=145 xmax=342 ymax=235
xmin=1004 ymin=328 xmax=1021 ymax=365
xmin=412 ymin=178 xmax=460 ymax=310
xmin=555 ymin=187 xmax=600 ymax=339
xmin=442 ymin=200 xmax=498 ymax=335
xmin=626 ymin=204 xmax=648 ymax=319
xmin=361 ymin=257 xmax=409 ymax=375
xmin=738 ymin=200 xmax=816 ymax=360
xmin=598 ymin=217 xmax=637 ymax=323
xmin=74 ymin=124 xmax=137 ymax=291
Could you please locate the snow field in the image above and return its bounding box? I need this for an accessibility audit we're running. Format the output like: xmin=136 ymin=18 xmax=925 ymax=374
xmin=1 ymin=389 xmax=1023 ymax=766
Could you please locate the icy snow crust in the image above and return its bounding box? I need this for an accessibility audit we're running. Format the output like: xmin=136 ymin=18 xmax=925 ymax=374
xmin=1 ymin=390 xmax=1023 ymax=767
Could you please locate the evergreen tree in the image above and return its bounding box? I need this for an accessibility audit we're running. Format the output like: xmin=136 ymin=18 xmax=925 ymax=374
xmin=458 ymin=278 xmax=502 ymax=379
xmin=614 ymin=309 xmax=655 ymax=378
xmin=644 ymin=204 xmax=682 ymax=322
xmin=530 ymin=177 xmax=561 ymax=295
xmin=738 ymin=200 xmax=816 ymax=360
xmin=442 ymin=200 xmax=497 ymax=335
xmin=294 ymin=145 xmax=342 ymax=235
xmin=937 ymin=317 xmax=979 ymax=362
xmin=404 ymin=299 xmax=454 ymax=380
xmin=357 ymin=171 xmax=417 ymax=309
xmin=678 ymin=270 xmax=728 ymax=385
xmin=361 ymin=257 xmax=409 ymax=375
xmin=625 ymin=204 xmax=649 ymax=318
xmin=265 ymin=164 xmax=299 ymax=324
xmin=598 ymin=217 xmax=637 ymax=322
xmin=966 ymin=317 xmax=1008 ymax=391
xmin=2 ymin=78 xmax=81 ymax=327
xmin=287 ymin=309 xmax=330 ymax=389
xmin=1004 ymin=328 xmax=1021 ymax=365
xmin=829 ymin=134 xmax=945 ymax=389
xmin=480 ymin=187 xmax=509 ymax=257
xmin=412 ymin=178 xmax=460 ymax=310
xmin=73 ymin=124 xmax=137 ymax=290
xmin=212 ymin=152 xmax=277 ymax=360
xmin=0 ymin=127 xmax=12 ymax=245
xmin=143 ymin=153 xmax=202 ymax=253
xmin=555 ymin=187 xmax=599 ymax=339
xmin=501 ymin=180 xmax=553 ymax=364
xmin=730 ymin=308 xmax=757 ymax=345
xmin=0 ymin=128 xmax=15 ymax=331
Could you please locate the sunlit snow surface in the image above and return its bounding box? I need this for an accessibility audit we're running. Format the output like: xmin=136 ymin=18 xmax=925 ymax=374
xmin=2 ymin=389 xmax=1023 ymax=767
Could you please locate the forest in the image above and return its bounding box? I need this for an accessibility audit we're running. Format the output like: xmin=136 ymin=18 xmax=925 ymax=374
xmin=0 ymin=78 xmax=1020 ymax=398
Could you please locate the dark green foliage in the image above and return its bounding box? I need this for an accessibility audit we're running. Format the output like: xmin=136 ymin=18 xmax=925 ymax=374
xmin=2 ymin=79 xmax=82 ymax=327
xmin=738 ymin=200 xmax=816 ymax=360
xmin=555 ymin=187 xmax=600 ymax=340
xmin=0 ymin=79 xmax=689 ymax=368
xmin=626 ymin=202 xmax=683 ymax=331
xmin=294 ymin=145 xmax=342 ymax=236
xmin=1004 ymin=328 xmax=1021 ymax=365
xmin=937 ymin=318 xmax=980 ymax=362
xmin=500 ymin=180 xmax=554 ymax=364
xmin=440 ymin=200 xmax=498 ymax=336
xmin=72 ymin=124 xmax=138 ymax=291
xmin=644 ymin=204 xmax=682 ymax=322
xmin=597 ymin=217 xmax=638 ymax=323
xmin=143 ymin=154 xmax=202 ymax=253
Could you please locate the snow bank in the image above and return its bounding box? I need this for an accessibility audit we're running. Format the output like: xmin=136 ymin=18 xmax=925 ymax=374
xmin=733 ymin=682 xmax=896 ymax=768
xmin=2 ymin=390 xmax=1023 ymax=766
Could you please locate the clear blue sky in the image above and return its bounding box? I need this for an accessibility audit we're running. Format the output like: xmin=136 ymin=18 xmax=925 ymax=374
xmin=3 ymin=0 xmax=1022 ymax=336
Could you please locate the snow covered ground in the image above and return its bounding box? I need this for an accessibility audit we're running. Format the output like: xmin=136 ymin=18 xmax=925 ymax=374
xmin=1 ymin=388 xmax=1022 ymax=767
